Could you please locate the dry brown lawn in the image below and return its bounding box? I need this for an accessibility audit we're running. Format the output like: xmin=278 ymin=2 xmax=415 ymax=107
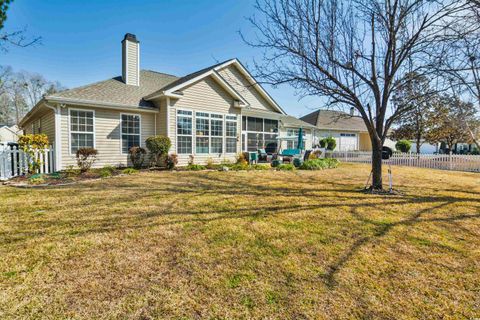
xmin=0 ymin=163 xmax=479 ymax=319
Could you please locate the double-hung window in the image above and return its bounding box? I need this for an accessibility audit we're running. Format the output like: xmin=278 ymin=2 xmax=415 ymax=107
xmin=225 ymin=115 xmax=237 ymax=153
xmin=210 ymin=114 xmax=223 ymax=154
xmin=196 ymin=112 xmax=209 ymax=154
xmin=121 ymin=114 xmax=141 ymax=154
xmin=70 ymin=109 xmax=94 ymax=154
xmin=177 ymin=110 xmax=193 ymax=154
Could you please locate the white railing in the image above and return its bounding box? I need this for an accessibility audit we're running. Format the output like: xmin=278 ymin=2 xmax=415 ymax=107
xmin=329 ymin=151 xmax=480 ymax=173
xmin=0 ymin=146 xmax=55 ymax=180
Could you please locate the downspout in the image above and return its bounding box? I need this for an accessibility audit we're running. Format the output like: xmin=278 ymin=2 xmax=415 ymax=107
xmin=45 ymin=103 xmax=62 ymax=171
xmin=166 ymin=97 xmax=171 ymax=153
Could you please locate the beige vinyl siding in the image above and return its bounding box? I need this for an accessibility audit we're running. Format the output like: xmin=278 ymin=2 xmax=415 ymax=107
xmin=22 ymin=108 xmax=55 ymax=146
xmin=153 ymin=99 xmax=168 ymax=136
xmin=217 ymin=64 xmax=277 ymax=113
xmin=122 ymin=40 xmax=139 ymax=86
xmin=60 ymin=106 xmax=156 ymax=168
xmin=169 ymin=76 xmax=240 ymax=166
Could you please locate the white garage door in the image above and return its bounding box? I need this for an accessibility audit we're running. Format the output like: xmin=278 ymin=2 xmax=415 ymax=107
xmin=339 ymin=133 xmax=357 ymax=151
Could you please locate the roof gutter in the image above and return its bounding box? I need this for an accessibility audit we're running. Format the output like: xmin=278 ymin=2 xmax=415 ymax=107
xmin=46 ymin=97 xmax=160 ymax=113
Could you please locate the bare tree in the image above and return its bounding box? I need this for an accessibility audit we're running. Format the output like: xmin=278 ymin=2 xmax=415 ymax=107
xmin=244 ymin=0 xmax=472 ymax=190
xmin=0 ymin=66 xmax=64 ymax=125
xmin=0 ymin=0 xmax=40 ymax=51
xmin=431 ymin=1 xmax=480 ymax=148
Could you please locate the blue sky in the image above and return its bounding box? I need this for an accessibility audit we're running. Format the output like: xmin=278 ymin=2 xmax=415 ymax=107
xmin=2 ymin=0 xmax=323 ymax=117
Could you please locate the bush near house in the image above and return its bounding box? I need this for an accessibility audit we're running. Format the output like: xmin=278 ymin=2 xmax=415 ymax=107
xmin=146 ymin=135 xmax=171 ymax=167
xmin=396 ymin=140 xmax=412 ymax=153
xmin=300 ymin=158 xmax=339 ymax=170
xmin=76 ymin=147 xmax=98 ymax=173
xmin=128 ymin=146 xmax=147 ymax=169
xmin=18 ymin=134 xmax=50 ymax=173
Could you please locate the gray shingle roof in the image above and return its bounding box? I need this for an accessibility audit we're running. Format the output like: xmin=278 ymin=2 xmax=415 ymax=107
xmin=158 ymin=59 xmax=232 ymax=93
xmin=48 ymin=70 xmax=179 ymax=108
xmin=280 ymin=115 xmax=317 ymax=129
xmin=300 ymin=109 xmax=368 ymax=132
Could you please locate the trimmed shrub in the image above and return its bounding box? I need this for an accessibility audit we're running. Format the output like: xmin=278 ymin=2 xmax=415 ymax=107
xmin=129 ymin=146 xmax=147 ymax=169
xmin=300 ymin=158 xmax=339 ymax=170
xmin=251 ymin=164 xmax=270 ymax=170
xmin=395 ymin=140 xmax=412 ymax=153
xmin=99 ymin=165 xmax=116 ymax=178
xmin=166 ymin=153 xmax=178 ymax=170
xmin=122 ymin=168 xmax=139 ymax=175
xmin=76 ymin=147 xmax=98 ymax=173
xmin=276 ymin=163 xmax=296 ymax=171
xmin=28 ymin=173 xmax=45 ymax=185
xmin=186 ymin=164 xmax=206 ymax=171
xmin=145 ymin=135 xmax=171 ymax=167
xmin=320 ymin=137 xmax=337 ymax=151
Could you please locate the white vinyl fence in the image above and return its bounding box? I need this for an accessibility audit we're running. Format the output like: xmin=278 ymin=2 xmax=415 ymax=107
xmin=329 ymin=151 xmax=480 ymax=173
xmin=0 ymin=146 xmax=55 ymax=180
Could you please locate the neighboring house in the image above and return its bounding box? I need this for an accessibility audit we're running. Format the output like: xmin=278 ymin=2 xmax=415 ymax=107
xmin=300 ymin=109 xmax=373 ymax=151
xmin=0 ymin=125 xmax=22 ymax=144
xmin=19 ymin=33 xmax=314 ymax=170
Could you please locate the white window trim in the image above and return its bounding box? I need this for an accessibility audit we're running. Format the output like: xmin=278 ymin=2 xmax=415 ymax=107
xmin=68 ymin=107 xmax=96 ymax=156
xmin=225 ymin=116 xmax=238 ymax=154
xmin=176 ymin=108 xmax=194 ymax=155
xmin=120 ymin=113 xmax=142 ymax=155
xmin=175 ymin=109 xmax=240 ymax=156
xmin=195 ymin=111 xmax=211 ymax=155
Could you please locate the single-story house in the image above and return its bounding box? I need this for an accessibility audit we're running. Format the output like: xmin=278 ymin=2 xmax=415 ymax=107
xmin=19 ymin=33 xmax=315 ymax=169
xmin=300 ymin=109 xmax=373 ymax=151
xmin=0 ymin=125 xmax=22 ymax=144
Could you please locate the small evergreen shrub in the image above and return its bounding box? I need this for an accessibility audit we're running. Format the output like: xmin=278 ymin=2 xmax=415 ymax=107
xmin=99 ymin=165 xmax=116 ymax=178
xmin=128 ymin=146 xmax=147 ymax=169
xmin=76 ymin=147 xmax=98 ymax=172
xmin=186 ymin=164 xmax=206 ymax=171
xmin=251 ymin=164 xmax=270 ymax=170
xmin=28 ymin=173 xmax=45 ymax=185
xmin=64 ymin=165 xmax=80 ymax=178
xmin=145 ymin=135 xmax=171 ymax=167
xmin=276 ymin=163 xmax=296 ymax=171
xmin=395 ymin=140 xmax=412 ymax=153
xmin=122 ymin=168 xmax=139 ymax=175
xmin=299 ymin=158 xmax=339 ymax=170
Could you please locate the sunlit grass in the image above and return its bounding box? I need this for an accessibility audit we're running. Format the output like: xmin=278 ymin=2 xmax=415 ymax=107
xmin=0 ymin=163 xmax=479 ymax=319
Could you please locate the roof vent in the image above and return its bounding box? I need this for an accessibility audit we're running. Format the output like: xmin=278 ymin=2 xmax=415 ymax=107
xmin=350 ymin=107 xmax=355 ymax=116
xmin=122 ymin=33 xmax=140 ymax=86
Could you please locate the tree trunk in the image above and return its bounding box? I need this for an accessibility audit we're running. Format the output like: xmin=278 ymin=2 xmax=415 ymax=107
xmin=371 ymin=142 xmax=383 ymax=190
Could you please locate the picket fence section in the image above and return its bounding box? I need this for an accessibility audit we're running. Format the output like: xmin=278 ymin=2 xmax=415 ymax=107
xmin=329 ymin=151 xmax=480 ymax=173
xmin=0 ymin=147 xmax=55 ymax=180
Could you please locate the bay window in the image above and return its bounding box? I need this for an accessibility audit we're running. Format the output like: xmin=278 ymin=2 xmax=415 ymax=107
xmin=177 ymin=110 xmax=239 ymax=155
xmin=70 ymin=109 xmax=94 ymax=154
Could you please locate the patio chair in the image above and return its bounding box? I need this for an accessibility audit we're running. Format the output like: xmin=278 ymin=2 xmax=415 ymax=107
xmin=258 ymin=149 xmax=268 ymax=162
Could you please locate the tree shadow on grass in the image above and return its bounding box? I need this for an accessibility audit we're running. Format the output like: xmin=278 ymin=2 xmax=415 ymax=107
xmin=321 ymin=199 xmax=480 ymax=288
